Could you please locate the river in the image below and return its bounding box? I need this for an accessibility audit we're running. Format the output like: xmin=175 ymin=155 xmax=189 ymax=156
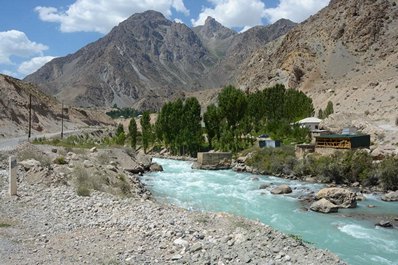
xmin=142 ymin=158 xmax=398 ymax=265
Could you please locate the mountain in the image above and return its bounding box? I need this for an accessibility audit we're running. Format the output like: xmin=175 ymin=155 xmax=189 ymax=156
xmin=238 ymin=0 xmax=398 ymax=120
xmin=0 ymin=74 xmax=113 ymax=138
xmin=24 ymin=11 xmax=295 ymax=110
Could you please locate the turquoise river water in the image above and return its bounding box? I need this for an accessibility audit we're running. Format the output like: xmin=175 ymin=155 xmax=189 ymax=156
xmin=142 ymin=158 xmax=398 ymax=265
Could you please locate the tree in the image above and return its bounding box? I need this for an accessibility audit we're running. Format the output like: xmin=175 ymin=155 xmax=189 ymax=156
xmin=203 ymin=104 xmax=221 ymax=150
xmin=114 ymin=123 xmax=126 ymax=145
xmin=128 ymin=118 xmax=137 ymax=150
xmin=324 ymin=101 xmax=334 ymax=118
xmin=218 ymin=85 xmax=247 ymax=130
xmin=140 ymin=111 xmax=151 ymax=153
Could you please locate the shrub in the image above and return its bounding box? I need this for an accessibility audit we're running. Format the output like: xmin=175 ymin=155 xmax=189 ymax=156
xmin=246 ymin=146 xmax=296 ymax=175
xmin=378 ymin=156 xmax=398 ymax=191
xmin=74 ymin=165 xmax=91 ymax=196
xmin=53 ymin=156 xmax=67 ymax=165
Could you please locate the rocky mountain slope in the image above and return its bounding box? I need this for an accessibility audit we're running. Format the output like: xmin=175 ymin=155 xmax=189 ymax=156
xmin=0 ymin=74 xmax=114 ymax=138
xmin=238 ymin=0 xmax=398 ymax=123
xmin=24 ymin=11 xmax=295 ymax=110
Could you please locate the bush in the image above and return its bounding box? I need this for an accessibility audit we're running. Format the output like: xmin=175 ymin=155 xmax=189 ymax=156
xmin=53 ymin=156 xmax=67 ymax=165
xmin=378 ymin=156 xmax=398 ymax=191
xmin=246 ymin=146 xmax=296 ymax=175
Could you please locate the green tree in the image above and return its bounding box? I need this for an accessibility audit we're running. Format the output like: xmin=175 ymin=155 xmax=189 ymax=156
xmin=203 ymin=104 xmax=221 ymax=150
xmin=140 ymin=111 xmax=151 ymax=153
xmin=324 ymin=101 xmax=334 ymax=118
xmin=218 ymin=85 xmax=247 ymax=130
xmin=182 ymin=97 xmax=203 ymax=156
xmin=128 ymin=118 xmax=137 ymax=150
xmin=114 ymin=123 xmax=126 ymax=145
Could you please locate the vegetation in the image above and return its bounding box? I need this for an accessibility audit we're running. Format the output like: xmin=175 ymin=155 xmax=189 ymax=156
xmin=128 ymin=118 xmax=138 ymax=150
xmin=140 ymin=111 xmax=152 ymax=153
xmin=318 ymin=101 xmax=334 ymax=119
xmin=155 ymin=98 xmax=202 ymax=156
xmin=114 ymin=124 xmax=126 ymax=145
xmin=53 ymin=156 xmax=67 ymax=165
xmin=106 ymin=107 xmax=140 ymax=119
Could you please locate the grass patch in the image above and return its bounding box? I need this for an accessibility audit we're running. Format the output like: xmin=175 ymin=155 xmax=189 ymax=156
xmin=53 ymin=156 xmax=67 ymax=165
xmin=288 ymin=233 xmax=313 ymax=245
xmin=17 ymin=148 xmax=51 ymax=168
xmin=0 ymin=223 xmax=12 ymax=228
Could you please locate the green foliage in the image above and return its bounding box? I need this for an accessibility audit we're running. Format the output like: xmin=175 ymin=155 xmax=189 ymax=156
xmin=141 ymin=111 xmax=152 ymax=153
xmin=218 ymin=85 xmax=247 ymax=130
xmin=106 ymin=107 xmax=140 ymax=119
xmin=203 ymin=104 xmax=220 ymax=150
xmin=377 ymin=156 xmax=398 ymax=191
xmin=53 ymin=156 xmax=67 ymax=165
xmin=74 ymin=165 xmax=91 ymax=196
xmin=246 ymin=146 xmax=297 ymax=175
xmin=156 ymin=98 xmax=203 ymax=156
xmin=128 ymin=118 xmax=138 ymax=150
xmin=112 ymin=123 xmax=126 ymax=145
xmin=318 ymin=101 xmax=334 ymax=119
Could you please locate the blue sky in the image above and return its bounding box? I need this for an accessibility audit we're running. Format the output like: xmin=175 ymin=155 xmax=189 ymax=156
xmin=0 ymin=0 xmax=329 ymax=78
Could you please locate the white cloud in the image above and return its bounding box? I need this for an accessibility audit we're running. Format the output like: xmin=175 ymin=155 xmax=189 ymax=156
xmin=17 ymin=56 xmax=56 ymax=76
xmin=35 ymin=0 xmax=190 ymax=34
xmin=191 ymin=0 xmax=266 ymax=28
xmin=264 ymin=0 xmax=329 ymax=23
xmin=0 ymin=30 xmax=48 ymax=64
xmin=192 ymin=0 xmax=329 ymax=29
xmin=174 ymin=18 xmax=184 ymax=23
xmin=0 ymin=69 xmax=19 ymax=78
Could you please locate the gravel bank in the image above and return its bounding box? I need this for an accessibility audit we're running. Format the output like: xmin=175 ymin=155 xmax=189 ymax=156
xmin=0 ymin=159 xmax=345 ymax=265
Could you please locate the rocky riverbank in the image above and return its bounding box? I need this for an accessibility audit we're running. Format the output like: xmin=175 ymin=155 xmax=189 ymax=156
xmin=0 ymin=144 xmax=346 ymax=264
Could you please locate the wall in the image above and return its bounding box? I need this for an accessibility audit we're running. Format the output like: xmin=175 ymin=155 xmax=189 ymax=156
xmin=197 ymin=152 xmax=232 ymax=165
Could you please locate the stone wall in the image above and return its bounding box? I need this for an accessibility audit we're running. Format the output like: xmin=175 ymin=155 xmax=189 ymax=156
xmin=197 ymin=152 xmax=232 ymax=166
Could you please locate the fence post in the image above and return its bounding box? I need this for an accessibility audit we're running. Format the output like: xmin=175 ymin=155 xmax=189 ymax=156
xmin=9 ymin=156 xmax=17 ymax=196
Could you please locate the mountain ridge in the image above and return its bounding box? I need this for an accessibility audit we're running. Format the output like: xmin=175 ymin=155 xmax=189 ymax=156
xmin=24 ymin=11 xmax=295 ymax=110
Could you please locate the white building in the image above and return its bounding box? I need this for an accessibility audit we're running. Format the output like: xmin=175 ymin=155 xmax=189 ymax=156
xmin=297 ymin=117 xmax=322 ymax=131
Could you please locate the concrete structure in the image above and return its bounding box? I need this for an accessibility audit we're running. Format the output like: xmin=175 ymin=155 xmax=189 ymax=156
xmin=315 ymin=134 xmax=370 ymax=149
xmin=295 ymin=144 xmax=315 ymax=159
xmin=197 ymin=152 xmax=232 ymax=166
xmin=298 ymin=117 xmax=322 ymax=131
xmin=9 ymin=156 xmax=17 ymax=196
xmin=257 ymin=135 xmax=281 ymax=148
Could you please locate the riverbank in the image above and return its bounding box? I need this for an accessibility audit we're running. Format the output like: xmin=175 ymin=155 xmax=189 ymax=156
xmin=0 ymin=145 xmax=344 ymax=264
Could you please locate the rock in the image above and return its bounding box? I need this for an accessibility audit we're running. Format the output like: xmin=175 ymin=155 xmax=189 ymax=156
xmin=106 ymin=165 xmax=117 ymax=172
xmin=271 ymin=185 xmax=292 ymax=195
xmin=51 ymin=148 xmax=57 ymax=153
xmin=367 ymin=205 xmax=376 ymax=208
xmin=136 ymin=152 xmax=152 ymax=169
xmin=381 ymin=191 xmax=398 ymax=202
xmin=173 ymin=238 xmax=188 ymax=248
xmin=90 ymin=147 xmax=97 ymax=153
xmin=190 ymin=242 xmax=202 ymax=252
xmin=149 ymin=163 xmax=163 ymax=172
xmin=19 ymin=159 xmax=41 ymax=171
xmin=352 ymin=182 xmax=360 ymax=187
xmin=315 ymin=188 xmax=357 ymax=208
xmin=259 ymin=184 xmax=270 ymax=190
xmin=310 ymin=198 xmax=339 ymax=213
xmin=83 ymin=160 xmax=94 ymax=168
xmin=236 ymin=156 xmax=247 ymax=163
xmin=376 ymin=221 xmax=393 ymax=228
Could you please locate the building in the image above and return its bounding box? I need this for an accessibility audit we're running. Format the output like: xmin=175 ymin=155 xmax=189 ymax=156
xmin=315 ymin=134 xmax=370 ymax=149
xmin=297 ymin=117 xmax=322 ymax=131
xmin=257 ymin=135 xmax=281 ymax=148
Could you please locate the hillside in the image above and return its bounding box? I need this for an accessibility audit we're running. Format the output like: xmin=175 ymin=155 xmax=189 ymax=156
xmin=0 ymin=74 xmax=114 ymax=138
xmin=238 ymin=0 xmax=398 ymax=123
xmin=24 ymin=11 xmax=295 ymax=110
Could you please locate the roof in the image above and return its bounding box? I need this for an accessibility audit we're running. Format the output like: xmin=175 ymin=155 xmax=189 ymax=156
xmin=315 ymin=134 xmax=369 ymax=139
xmin=298 ymin=117 xmax=322 ymax=124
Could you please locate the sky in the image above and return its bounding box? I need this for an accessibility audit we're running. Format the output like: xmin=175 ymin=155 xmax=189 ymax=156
xmin=0 ymin=0 xmax=329 ymax=79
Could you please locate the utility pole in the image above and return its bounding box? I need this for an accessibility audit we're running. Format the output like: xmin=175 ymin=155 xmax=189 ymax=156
xmin=28 ymin=94 xmax=32 ymax=140
xmin=61 ymin=101 xmax=64 ymax=139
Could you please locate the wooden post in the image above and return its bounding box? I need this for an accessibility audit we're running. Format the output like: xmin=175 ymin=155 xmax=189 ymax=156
xmin=9 ymin=156 xmax=17 ymax=196
xmin=28 ymin=94 xmax=32 ymax=140
xmin=61 ymin=101 xmax=64 ymax=139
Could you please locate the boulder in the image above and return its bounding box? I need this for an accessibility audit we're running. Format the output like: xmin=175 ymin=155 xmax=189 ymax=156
xmin=19 ymin=159 xmax=41 ymax=171
xmin=136 ymin=152 xmax=152 ymax=169
xmin=381 ymin=191 xmax=398 ymax=202
xmin=271 ymin=185 xmax=292 ymax=194
xmin=259 ymin=183 xmax=270 ymax=189
xmin=83 ymin=160 xmax=94 ymax=168
xmin=310 ymin=198 xmax=338 ymax=213
xmin=376 ymin=220 xmax=393 ymax=228
xmin=316 ymin=188 xmax=357 ymax=208
xmin=149 ymin=163 xmax=163 ymax=172
xmin=90 ymin=147 xmax=97 ymax=153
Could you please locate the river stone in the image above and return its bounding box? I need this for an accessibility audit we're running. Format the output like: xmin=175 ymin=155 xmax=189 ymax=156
xmin=19 ymin=159 xmax=41 ymax=171
xmin=259 ymin=184 xmax=269 ymax=189
xmin=310 ymin=198 xmax=339 ymax=213
xmin=271 ymin=185 xmax=292 ymax=195
xmin=149 ymin=163 xmax=163 ymax=172
xmin=381 ymin=191 xmax=398 ymax=202
xmin=376 ymin=220 xmax=393 ymax=228
xmin=315 ymin=188 xmax=357 ymax=208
